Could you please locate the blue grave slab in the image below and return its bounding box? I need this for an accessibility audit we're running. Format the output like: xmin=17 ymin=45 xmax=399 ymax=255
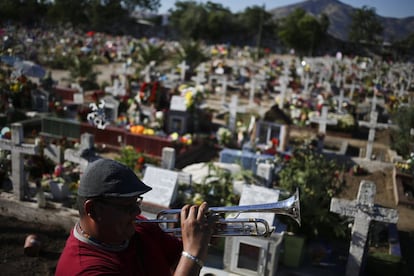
xmin=219 ymin=148 xmax=274 ymax=173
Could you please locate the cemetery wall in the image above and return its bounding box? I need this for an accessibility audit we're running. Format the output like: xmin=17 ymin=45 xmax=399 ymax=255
xmin=0 ymin=193 xmax=77 ymax=233
xmin=40 ymin=117 xmax=181 ymax=157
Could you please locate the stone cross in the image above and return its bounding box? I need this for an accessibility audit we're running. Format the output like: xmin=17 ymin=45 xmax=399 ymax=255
xmin=249 ymin=76 xmax=266 ymax=107
xmin=344 ymin=81 xmax=359 ymax=100
xmin=64 ymin=133 xmax=97 ymax=173
xmin=228 ymin=95 xmax=238 ymax=133
xmin=309 ymin=106 xmax=338 ymax=134
xmin=0 ymin=123 xmax=39 ymax=200
xmin=220 ymin=75 xmax=228 ymax=106
xmin=303 ymin=71 xmax=311 ymax=97
xmin=141 ymin=64 xmax=152 ymax=83
xmin=178 ymin=60 xmax=189 ymax=82
xmin=194 ymin=63 xmax=207 ymax=85
xmin=366 ymin=91 xmax=385 ymax=114
xmin=191 ymin=70 xmax=206 ymax=87
xmin=330 ymin=181 xmax=398 ymax=276
xmin=358 ymin=111 xmax=389 ymax=160
xmin=334 ymin=88 xmax=350 ymax=114
xmin=276 ymin=76 xmax=289 ymax=110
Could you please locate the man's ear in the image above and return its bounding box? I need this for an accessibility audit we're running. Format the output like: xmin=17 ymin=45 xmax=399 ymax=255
xmin=84 ymin=199 xmax=96 ymax=218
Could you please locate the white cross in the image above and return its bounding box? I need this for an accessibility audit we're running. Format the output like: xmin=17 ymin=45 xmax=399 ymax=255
xmin=330 ymin=181 xmax=398 ymax=276
xmin=0 ymin=123 xmax=39 ymax=200
xmin=249 ymin=76 xmax=266 ymax=107
xmin=309 ymin=106 xmax=338 ymax=134
xmin=178 ymin=60 xmax=189 ymax=82
xmin=358 ymin=111 xmax=390 ymax=159
xmin=334 ymin=88 xmax=350 ymax=114
xmin=228 ymin=95 xmax=238 ymax=133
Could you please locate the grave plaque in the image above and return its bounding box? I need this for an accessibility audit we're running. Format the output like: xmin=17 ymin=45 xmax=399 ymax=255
xmin=143 ymin=166 xmax=179 ymax=207
xmin=256 ymin=163 xmax=273 ymax=187
xmin=330 ymin=181 xmax=399 ymax=276
xmin=223 ymin=184 xmax=283 ymax=276
xmin=237 ymin=184 xmax=280 ymax=227
xmin=170 ymin=95 xmax=187 ymax=112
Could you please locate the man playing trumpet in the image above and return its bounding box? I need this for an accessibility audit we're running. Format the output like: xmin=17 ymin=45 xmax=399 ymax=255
xmin=56 ymin=158 xmax=217 ymax=275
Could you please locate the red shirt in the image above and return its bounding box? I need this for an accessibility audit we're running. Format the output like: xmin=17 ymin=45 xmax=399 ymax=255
xmin=56 ymin=216 xmax=182 ymax=275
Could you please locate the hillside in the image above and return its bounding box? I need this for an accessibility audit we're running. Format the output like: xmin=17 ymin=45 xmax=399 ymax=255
xmin=269 ymin=0 xmax=414 ymax=42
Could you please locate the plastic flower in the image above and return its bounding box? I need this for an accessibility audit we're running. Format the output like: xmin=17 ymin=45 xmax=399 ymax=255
xmin=169 ymin=132 xmax=179 ymax=141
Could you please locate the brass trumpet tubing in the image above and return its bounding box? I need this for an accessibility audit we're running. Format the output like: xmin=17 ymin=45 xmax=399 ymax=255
xmin=135 ymin=189 xmax=301 ymax=237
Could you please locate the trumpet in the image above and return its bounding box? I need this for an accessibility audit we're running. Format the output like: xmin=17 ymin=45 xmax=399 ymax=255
xmin=136 ymin=189 xmax=300 ymax=237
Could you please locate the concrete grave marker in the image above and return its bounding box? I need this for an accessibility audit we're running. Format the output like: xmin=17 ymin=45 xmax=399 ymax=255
xmin=309 ymin=106 xmax=338 ymax=134
xmin=143 ymin=166 xmax=179 ymax=207
xmin=64 ymin=133 xmax=98 ymax=173
xmin=236 ymin=184 xmax=280 ymax=227
xmin=330 ymin=181 xmax=399 ymax=276
xmin=170 ymin=95 xmax=187 ymax=112
xmin=358 ymin=111 xmax=390 ymax=160
xmin=0 ymin=123 xmax=39 ymax=200
xmin=222 ymin=184 xmax=284 ymax=275
xmin=228 ymin=95 xmax=238 ymax=133
xmin=161 ymin=147 xmax=175 ymax=170
xmin=178 ymin=60 xmax=189 ymax=82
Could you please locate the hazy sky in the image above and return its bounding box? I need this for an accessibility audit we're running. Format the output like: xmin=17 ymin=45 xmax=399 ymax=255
xmin=158 ymin=0 xmax=414 ymax=18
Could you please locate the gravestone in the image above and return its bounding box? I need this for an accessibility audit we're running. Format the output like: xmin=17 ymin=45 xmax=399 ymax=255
xmin=248 ymin=76 xmax=266 ymax=107
xmin=31 ymin=89 xmax=49 ymax=112
xmin=167 ymin=95 xmax=191 ymax=134
xmin=142 ymin=166 xmax=179 ymax=208
xmin=330 ymin=181 xmax=399 ymax=276
xmin=276 ymin=76 xmax=289 ymax=109
xmin=219 ymin=148 xmax=274 ymax=174
xmin=102 ymin=95 xmax=120 ymax=123
xmin=334 ymin=88 xmax=350 ymax=114
xmin=256 ymin=162 xmax=274 ymax=187
xmin=358 ymin=111 xmax=389 ymax=160
xmin=228 ymin=95 xmax=238 ymax=133
xmin=64 ymin=133 xmax=98 ymax=173
xmin=223 ymin=184 xmax=283 ymax=276
xmin=0 ymin=123 xmax=39 ymax=200
xmin=178 ymin=60 xmax=189 ymax=82
xmin=104 ymin=78 xmax=126 ymax=97
xmin=219 ymin=75 xmax=228 ymax=105
xmin=161 ymin=147 xmax=175 ymax=170
xmin=43 ymin=143 xmax=63 ymax=164
xmin=191 ymin=63 xmax=207 ymax=87
xmin=309 ymin=106 xmax=338 ymax=134
xmin=237 ymin=184 xmax=280 ymax=226
xmin=255 ymin=121 xmax=289 ymax=152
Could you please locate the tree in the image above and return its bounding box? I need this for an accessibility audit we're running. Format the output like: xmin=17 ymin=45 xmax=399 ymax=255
xmin=277 ymin=145 xmax=348 ymax=240
xmin=204 ymin=2 xmax=234 ymax=43
xmin=122 ymin=0 xmax=161 ymax=12
xmin=68 ymin=55 xmax=100 ymax=90
xmin=236 ymin=5 xmax=277 ymax=56
xmin=169 ymin=1 xmax=209 ymax=40
xmin=172 ymin=40 xmax=208 ymax=74
xmin=390 ymin=106 xmax=414 ymax=159
xmin=348 ymin=6 xmax=383 ymax=44
xmin=278 ymin=9 xmax=329 ymax=56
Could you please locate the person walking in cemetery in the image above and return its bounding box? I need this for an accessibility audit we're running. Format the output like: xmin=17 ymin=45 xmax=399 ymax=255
xmin=56 ymin=158 xmax=216 ymax=275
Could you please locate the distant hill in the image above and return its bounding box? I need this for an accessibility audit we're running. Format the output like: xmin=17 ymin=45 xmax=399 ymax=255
xmin=269 ymin=0 xmax=414 ymax=42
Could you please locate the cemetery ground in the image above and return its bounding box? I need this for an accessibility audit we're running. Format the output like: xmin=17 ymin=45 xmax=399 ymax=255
xmin=3 ymin=55 xmax=414 ymax=275
xmin=1 ymin=155 xmax=414 ymax=275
